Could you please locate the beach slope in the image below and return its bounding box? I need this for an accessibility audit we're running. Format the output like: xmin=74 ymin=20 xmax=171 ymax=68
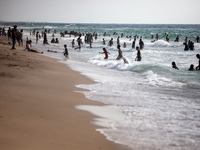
xmin=0 ymin=37 xmax=128 ymax=150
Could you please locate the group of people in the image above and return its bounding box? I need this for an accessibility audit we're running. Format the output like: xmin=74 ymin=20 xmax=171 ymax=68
xmin=4 ymin=26 xmax=200 ymax=71
xmin=172 ymin=54 xmax=200 ymax=71
xmin=98 ymin=45 xmax=141 ymax=64
xmin=51 ymin=38 xmax=59 ymax=43
xmin=6 ymin=25 xmax=23 ymax=49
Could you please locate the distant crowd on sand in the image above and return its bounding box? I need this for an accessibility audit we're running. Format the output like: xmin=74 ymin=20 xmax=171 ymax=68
xmin=0 ymin=26 xmax=199 ymax=71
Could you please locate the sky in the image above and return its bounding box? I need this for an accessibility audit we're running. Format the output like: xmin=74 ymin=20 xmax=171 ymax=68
xmin=0 ymin=0 xmax=200 ymax=24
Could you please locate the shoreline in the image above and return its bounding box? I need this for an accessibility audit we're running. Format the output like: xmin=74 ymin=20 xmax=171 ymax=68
xmin=0 ymin=36 xmax=130 ymax=150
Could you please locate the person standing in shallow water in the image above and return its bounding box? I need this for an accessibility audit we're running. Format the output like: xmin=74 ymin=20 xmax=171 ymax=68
xmin=63 ymin=44 xmax=69 ymax=58
xmin=99 ymin=48 xmax=110 ymax=59
xmin=135 ymin=46 xmax=141 ymax=61
xmin=116 ymin=45 xmax=123 ymax=60
xmin=139 ymin=39 xmax=144 ymax=50
xmin=43 ymin=29 xmax=48 ymax=44
xmin=196 ymin=54 xmax=200 ymax=70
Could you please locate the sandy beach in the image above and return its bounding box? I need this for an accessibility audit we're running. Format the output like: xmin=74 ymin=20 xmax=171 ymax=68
xmin=0 ymin=36 xmax=129 ymax=150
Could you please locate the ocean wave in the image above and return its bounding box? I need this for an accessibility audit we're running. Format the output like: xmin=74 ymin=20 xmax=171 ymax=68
xmin=146 ymin=40 xmax=171 ymax=47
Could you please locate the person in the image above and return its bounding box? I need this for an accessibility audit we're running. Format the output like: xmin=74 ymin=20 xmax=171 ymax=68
xmin=99 ymin=48 xmax=110 ymax=59
xmin=16 ymin=30 xmax=21 ymax=46
xmin=43 ymin=29 xmax=48 ymax=44
xmin=63 ymin=44 xmax=69 ymax=58
xmin=189 ymin=41 xmax=194 ymax=50
xmin=47 ymin=50 xmax=58 ymax=53
xmin=24 ymin=41 xmax=43 ymax=54
xmin=139 ymin=39 xmax=144 ymax=50
xmin=172 ymin=62 xmax=179 ymax=70
xmin=156 ymin=34 xmax=159 ymax=40
xmin=7 ymin=27 xmax=12 ymax=41
xmin=132 ymin=38 xmax=136 ymax=49
xmin=117 ymin=36 xmax=120 ymax=45
xmin=196 ymin=54 xmax=200 ymax=70
xmin=36 ymin=31 xmax=39 ymax=43
xmin=123 ymin=42 xmax=126 ymax=48
xmin=196 ymin=36 xmax=199 ymax=43
xmin=11 ymin=25 xmax=17 ymax=49
xmin=135 ymin=46 xmax=141 ymax=61
xmin=71 ymin=39 xmax=75 ymax=48
xmin=116 ymin=45 xmax=123 ymax=60
xmin=166 ymin=34 xmax=169 ymax=42
xmin=55 ymin=38 xmax=59 ymax=43
xmin=102 ymin=38 xmax=106 ymax=45
xmin=74 ymin=36 xmax=82 ymax=50
xmin=174 ymin=36 xmax=179 ymax=42
xmin=184 ymin=37 xmax=188 ymax=43
xmin=89 ymin=35 xmax=93 ymax=48
xmin=51 ymin=38 xmax=55 ymax=43
xmin=188 ymin=64 xmax=195 ymax=71
xmin=183 ymin=42 xmax=189 ymax=51
xmin=108 ymin=38 xmax=113 ymax=46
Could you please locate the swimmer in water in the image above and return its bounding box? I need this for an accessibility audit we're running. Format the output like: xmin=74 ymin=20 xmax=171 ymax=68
xmin=188 ymin=64 xmax=195 ymax=71
xmin=99 ymin=48 xmax=110 ymax=59
xmin=172 ymin=62 xmax=179 ymax=70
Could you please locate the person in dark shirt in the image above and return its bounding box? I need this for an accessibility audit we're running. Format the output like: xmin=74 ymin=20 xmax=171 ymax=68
xmin=11 ymin=25 xmax=17 ymax=49
xmin=63 ymin=44 xmax=69 ymax=58
xmin=135 ymin=46 xmax=142 ymax=61
xmin=139 ymin=39 xmax=144 ymax=50
xmin=196 ymin=54 xmax=200 ymax=70
xmin=183 ymin=42 xmax=189 ymax=51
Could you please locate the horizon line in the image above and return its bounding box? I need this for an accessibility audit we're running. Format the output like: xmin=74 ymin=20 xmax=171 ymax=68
xmin=0 ymin=20 xmax=200 ymax=25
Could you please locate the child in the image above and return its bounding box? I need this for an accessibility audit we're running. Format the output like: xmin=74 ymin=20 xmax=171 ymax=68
xmin=99 ymin=48 xmax=110 ymax=59
xmin=63 ymin=44 xmax=68 ymax=58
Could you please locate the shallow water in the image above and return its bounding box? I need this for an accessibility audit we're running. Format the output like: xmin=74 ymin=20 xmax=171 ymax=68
xmin=1 ymin=22 xmax=200 ymax=150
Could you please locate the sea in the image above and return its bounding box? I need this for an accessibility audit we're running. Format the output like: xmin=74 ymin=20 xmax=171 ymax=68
xmin=1 ymin=22 xmax=200 ymax=150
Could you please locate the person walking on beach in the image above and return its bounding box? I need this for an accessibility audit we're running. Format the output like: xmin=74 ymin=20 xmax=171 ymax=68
xmin=99 ymin=48 xmax=110 ymax=59
xmin=116 ymin=45 xmax=123 ymax=60
xmin=135 ymin=46 xmax=142 ymax=61
xmin=63 ymin=44 xmax=69 ymax=58
xmin=11 ymin=25 xmax=17 ymax=49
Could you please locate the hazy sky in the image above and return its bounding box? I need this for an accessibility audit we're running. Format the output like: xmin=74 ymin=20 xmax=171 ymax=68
xmin=0 ymin=0 xmax=200 ymax=24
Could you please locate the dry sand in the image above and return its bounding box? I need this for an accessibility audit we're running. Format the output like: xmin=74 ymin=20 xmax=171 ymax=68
xmin=0 ymin=36 xmax=130 ymax=150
